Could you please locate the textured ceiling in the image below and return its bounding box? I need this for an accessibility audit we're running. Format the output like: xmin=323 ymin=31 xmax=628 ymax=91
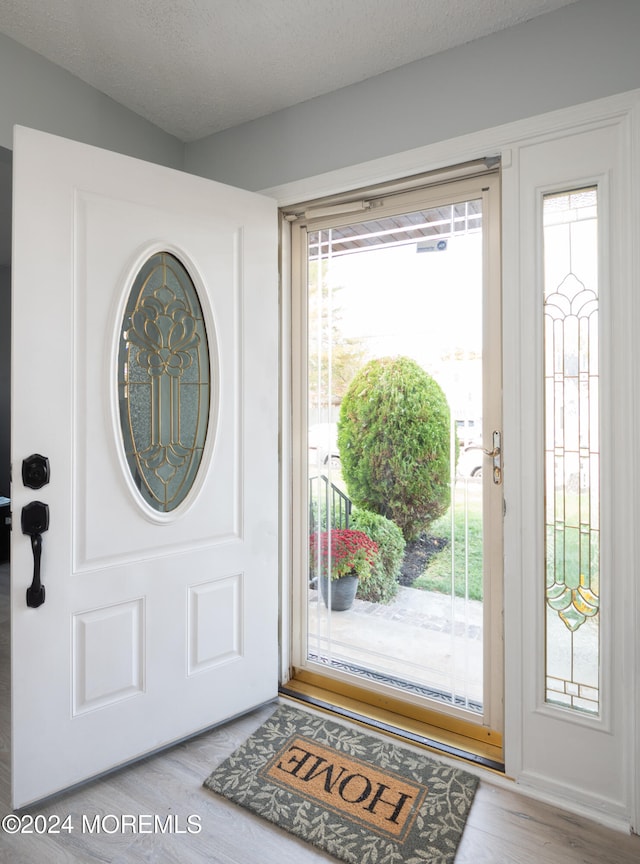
xmin=0 ymin=0 xmax=579 ymax=142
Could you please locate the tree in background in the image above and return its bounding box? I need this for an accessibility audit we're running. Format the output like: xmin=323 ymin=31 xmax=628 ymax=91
xmin=308 ymin=262 xmax=366 ymax=414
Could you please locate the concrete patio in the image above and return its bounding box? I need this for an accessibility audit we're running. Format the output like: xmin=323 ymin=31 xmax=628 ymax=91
xmin=307 ymin=584 xmax=484 ymax=711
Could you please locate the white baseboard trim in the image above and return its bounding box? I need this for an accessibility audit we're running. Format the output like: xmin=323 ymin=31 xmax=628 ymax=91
xmin=499 ymin=770 xmax=632 ymax=835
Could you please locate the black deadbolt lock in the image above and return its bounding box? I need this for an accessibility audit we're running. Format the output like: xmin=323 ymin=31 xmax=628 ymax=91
xmin=22 ymin=454 xmax=50 ymax=490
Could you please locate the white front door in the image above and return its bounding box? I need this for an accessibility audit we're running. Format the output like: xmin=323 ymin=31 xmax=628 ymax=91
xmin=11 ymin=127 xmax=279 ymax=807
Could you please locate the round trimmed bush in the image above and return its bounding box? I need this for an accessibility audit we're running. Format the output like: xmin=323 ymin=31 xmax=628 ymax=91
xmin=338 ymin=356 xmax=452 ymax=541
xmin=351 ymin=508 xmax=405 ymax=604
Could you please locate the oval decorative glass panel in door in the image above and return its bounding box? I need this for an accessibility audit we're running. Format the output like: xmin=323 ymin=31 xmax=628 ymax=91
xmin=118 ymin=251 xmax=211 ymax=513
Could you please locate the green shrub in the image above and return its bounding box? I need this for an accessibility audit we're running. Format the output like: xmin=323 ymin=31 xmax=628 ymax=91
xmin=338 ymin=356 xmax=452 ymax=541
xmin=351 ymin=508 xmax=405 ymax=604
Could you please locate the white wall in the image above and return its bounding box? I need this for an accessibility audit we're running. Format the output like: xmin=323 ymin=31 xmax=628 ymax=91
xmin=184 ymin=0 xmax=640 ymax=192
xmin=0 ymin=32 xmax=183 ymax=168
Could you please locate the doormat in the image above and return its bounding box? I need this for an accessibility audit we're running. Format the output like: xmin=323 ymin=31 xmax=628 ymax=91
xmin=203 ymin=704 xmax=478 ymax=864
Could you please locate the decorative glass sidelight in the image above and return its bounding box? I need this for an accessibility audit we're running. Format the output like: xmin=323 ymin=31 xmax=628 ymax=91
xmin=118 ymin=251 xmax=210 ymax=512
xmin=543 ymin=188 xmax=600 ymax=714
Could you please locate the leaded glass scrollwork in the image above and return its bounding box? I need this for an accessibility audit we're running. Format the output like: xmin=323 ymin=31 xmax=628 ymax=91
xmin=118 ymin=251 xmax=210 ymax=513
xmin=543 ymin=188 xmax=600 ymax=714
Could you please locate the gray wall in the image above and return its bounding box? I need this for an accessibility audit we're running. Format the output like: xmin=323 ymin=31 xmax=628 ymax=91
xmin=0 ymin=32 xmax=183 ymax=168
xmin=3 ymin=1 xmax=639 ymax=197
xmin=184 ymin=0 xmax=640 ymax=191
xmin=0 ymin=264 xmax=9 ymax=497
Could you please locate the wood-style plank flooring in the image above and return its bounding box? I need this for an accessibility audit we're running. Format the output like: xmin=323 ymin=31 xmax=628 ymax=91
xmin=1 ymin=563 xmax=638 ymax=863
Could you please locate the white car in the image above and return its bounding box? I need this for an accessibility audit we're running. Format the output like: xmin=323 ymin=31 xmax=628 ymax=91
xmin=308 ymin=422 xmax=341 ymax=468
xmin=457 ymin=444 xmax=483 ymax=479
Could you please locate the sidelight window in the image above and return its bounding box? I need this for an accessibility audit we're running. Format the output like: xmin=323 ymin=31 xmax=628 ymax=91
xmin=543 ymin=188 xmax=600 ymax=715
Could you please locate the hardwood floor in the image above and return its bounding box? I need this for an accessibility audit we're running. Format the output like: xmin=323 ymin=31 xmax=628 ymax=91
xmin=0 ymin=562 xmax=638 ymax=863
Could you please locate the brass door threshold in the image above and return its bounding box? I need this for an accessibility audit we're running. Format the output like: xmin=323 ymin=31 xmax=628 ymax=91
xmin=280 ymin=671 xmax=505 ymax=775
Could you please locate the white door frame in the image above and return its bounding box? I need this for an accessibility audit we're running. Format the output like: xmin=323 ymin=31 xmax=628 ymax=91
xmin=268 ymin=89 xmax=640 ymax=832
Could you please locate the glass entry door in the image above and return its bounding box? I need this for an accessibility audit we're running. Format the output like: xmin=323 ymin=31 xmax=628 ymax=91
xmin=290 ymin=171 xmax=503 ymax=742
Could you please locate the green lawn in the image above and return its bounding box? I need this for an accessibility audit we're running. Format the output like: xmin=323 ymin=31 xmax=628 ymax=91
xmin=413 ymin=486 xmax=483 ymax=601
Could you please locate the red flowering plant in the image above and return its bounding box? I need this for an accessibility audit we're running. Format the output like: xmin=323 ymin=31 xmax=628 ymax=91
xmin=309 ymin=529 xmax=379 ymax=582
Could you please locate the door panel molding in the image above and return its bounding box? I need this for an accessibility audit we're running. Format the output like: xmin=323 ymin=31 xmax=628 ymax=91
xmin=74 ymin=191 xmax=240 ymax=570
xmin=72 ymin=598 xmax=145 ymax=715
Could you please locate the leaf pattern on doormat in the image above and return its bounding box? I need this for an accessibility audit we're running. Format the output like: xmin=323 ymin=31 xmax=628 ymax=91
xmin=204 ymin=704 xmax=478 ymax=864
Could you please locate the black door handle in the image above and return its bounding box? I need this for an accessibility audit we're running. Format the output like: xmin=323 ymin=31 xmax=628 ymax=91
xmin=21 ymin=501 xmax=49 ymax=608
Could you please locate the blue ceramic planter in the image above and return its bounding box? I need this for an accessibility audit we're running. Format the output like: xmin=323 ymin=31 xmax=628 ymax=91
xmin=319 ymin=574 xmax=359 ymax=611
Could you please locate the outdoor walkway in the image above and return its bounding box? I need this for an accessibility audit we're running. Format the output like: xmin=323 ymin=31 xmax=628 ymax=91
xmin=307 ymin=584 xmax=483 ymax=708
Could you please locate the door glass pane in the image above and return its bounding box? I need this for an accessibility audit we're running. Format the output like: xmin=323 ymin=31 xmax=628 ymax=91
xmin=118 ymin=251 xmax=210 ymax=512
xmin=306 ymin=198 xmax=485 ymax=715
xmin=543 ymin=188 xmax=600 ymax=715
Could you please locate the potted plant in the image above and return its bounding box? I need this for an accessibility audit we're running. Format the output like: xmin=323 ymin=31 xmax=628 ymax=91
xmin=309 ymin=528 xmax=379 ymax=611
